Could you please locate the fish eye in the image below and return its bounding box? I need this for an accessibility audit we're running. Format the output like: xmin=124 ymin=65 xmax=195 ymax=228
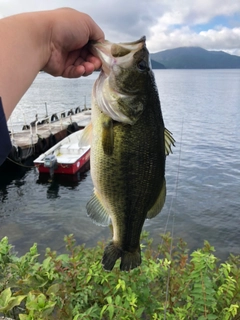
xmin=137 ymin=60 xmax=148 ymax=71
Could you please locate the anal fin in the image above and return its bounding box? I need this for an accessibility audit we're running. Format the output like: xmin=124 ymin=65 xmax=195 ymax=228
xmin=86 ymin=189 xmax=111 ymax=226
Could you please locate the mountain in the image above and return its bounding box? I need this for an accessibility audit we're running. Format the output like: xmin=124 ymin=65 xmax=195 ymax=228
xmin=150 ymin=59 xmax=166 ymax=69
xmin=150 ymin=47 xmax=240 ymax=69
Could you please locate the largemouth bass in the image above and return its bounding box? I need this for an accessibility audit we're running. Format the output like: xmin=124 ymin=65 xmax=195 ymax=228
xmin=86 ymin=36 xmax=174 ymax=271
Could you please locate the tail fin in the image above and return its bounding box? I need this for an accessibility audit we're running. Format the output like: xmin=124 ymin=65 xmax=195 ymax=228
xmin=120 ymin=248 xmax=141 ymax=271
xmin=102 ymin=242 xmax=121 ymax=271
xmin=102 ymin=242 xmax=141 ymax=271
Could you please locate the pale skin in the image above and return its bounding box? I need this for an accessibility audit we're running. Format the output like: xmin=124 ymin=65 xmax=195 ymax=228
xmin=0 ymin=7 xmax=104 ymax=120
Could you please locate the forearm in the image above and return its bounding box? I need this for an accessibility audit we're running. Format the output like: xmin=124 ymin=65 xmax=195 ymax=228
xmin=0 ymin=11 xmax=51 ymax=119
xmin=0 ymin=8 xmax=104 ymax=120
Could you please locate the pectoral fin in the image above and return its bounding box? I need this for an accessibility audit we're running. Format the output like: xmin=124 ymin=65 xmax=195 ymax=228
xmin=146 ymin=178 xmax=166 ymax=219
xmin=102 ymin=115 xmax=114 ymax=155
xmin=78 ymin=122 xmax=92 ymax=146
xmin=164 ymin=128 xmax=175 ymax=156
xmin=86 ymin=189 xmax=111 ymax=226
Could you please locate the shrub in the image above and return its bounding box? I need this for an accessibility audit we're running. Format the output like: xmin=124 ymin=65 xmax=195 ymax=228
xmin=0 ymin=232 xmax=239 ymax=319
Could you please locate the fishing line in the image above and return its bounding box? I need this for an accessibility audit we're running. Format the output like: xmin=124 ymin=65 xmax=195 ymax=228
xmin=161 ymin=120 xmax=183 ymax=240
xmin=163 ymin=118 xmax=184 ymax=319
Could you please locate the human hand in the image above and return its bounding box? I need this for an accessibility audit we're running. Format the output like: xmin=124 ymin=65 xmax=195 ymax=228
xmin=43 ymin=8 xmax=104 ymax=78
xmin=0 ymin=8 xmax=104 ymax=119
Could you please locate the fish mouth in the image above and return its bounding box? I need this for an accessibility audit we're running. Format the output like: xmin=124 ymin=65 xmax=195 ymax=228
xmin=90 ymin=36 xmax=146 ymax=75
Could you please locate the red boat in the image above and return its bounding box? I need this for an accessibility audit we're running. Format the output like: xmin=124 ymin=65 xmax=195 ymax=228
xmin=34 ymin=129 xmax=90 ymax=175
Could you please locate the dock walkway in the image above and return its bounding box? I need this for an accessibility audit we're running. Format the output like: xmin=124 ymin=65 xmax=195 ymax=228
xmin=6 ymin=110 xmax=91 ymax=163
xmin=9 ymin=110 xmax=91 ymax=149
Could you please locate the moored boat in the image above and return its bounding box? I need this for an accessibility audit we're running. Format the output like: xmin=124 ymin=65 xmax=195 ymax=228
xmin=34 ymin=129 xmax=90 ymax=175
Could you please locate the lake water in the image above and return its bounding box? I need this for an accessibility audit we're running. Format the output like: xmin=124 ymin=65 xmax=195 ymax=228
xmin=1 ymin=70 xmax=240 ymax=261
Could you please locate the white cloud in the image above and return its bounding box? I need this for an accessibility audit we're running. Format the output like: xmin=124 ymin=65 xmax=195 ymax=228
xmin=148 ymin=23 xmax=240 ymax=55
xmin=146 ymin=1 xmax=240 ymax=54
xmin=157 ymin=0 xmax=240 ymax=26
xmin=0 ymin=0 xmax=239 ymax=55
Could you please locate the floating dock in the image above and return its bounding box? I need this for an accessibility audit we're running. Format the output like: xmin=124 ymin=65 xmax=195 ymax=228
xmin=3 ymin=109 xmax=91 ymax=169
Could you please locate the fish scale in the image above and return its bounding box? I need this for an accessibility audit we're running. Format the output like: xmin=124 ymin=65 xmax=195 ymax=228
xmin=86 ymin=36 xmax=175 ymax=271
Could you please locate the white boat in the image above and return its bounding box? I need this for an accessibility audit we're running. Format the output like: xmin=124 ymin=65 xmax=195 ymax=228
xmin=34 ymin=129 xmax=90 ymax=175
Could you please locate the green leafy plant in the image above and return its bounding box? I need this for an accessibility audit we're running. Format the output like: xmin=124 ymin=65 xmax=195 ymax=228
xmin=0 ymin=232 xmax=239 ymax=319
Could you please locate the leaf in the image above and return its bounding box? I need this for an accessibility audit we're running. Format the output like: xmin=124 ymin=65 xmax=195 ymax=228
xmin=29 ymin=243 xmax=38 ymax=256
xmin=106 ymin=296 xmax=112 ymax=304
xmin=56 ymin=254 xmax=70 ymax=263
xmin=46 ymin=283 xmax=60 ymax=296
xmin=0 ymin=288 xmax=26 ymax=312
xmin=41 ymin=302 xmax=56 ymax=317
xmin=26 ymin=299 xmax=40 ymax=311
xmin=7 ymin=295 xmax=26 ymax=311
xmin=0 ymin=287 xmax=11 ymax=307
xmin=108 ymin=304 xmax=114 ymax=320
xmin=86 ymin=275 xmax=92 ymax=284
xmin=100 ymin=305 xmax=108 ymax=318
xmin=115 ymin=295 xmax=121 ymax=305
xmin=136 ymin=307 xmax=145 ymax=317
xmin=42 ymin=256 xmax=52 ymax=269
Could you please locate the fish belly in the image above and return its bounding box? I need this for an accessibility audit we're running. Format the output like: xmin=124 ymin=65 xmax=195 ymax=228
xmin=90 ymin=104 xmax=165 ymax=271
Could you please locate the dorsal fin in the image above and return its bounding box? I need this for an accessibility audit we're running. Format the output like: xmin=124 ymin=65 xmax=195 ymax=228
xmin=164 ymin=128 xmax=175 ymax=156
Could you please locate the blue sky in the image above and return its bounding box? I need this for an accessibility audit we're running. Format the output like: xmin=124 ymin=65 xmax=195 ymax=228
xmin=0 ymin=0 xmax=239 ymax=55
xmin=187 ymin=13 xmax=240 ymax=32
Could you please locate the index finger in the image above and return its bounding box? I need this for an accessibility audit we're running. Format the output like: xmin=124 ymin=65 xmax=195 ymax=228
xmin=85 ymin=14 xmax=105 ymax=42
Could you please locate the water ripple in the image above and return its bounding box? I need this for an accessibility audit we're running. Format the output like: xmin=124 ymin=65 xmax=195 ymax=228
xmin=1 ymin=70 xmax=240 ymax=260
